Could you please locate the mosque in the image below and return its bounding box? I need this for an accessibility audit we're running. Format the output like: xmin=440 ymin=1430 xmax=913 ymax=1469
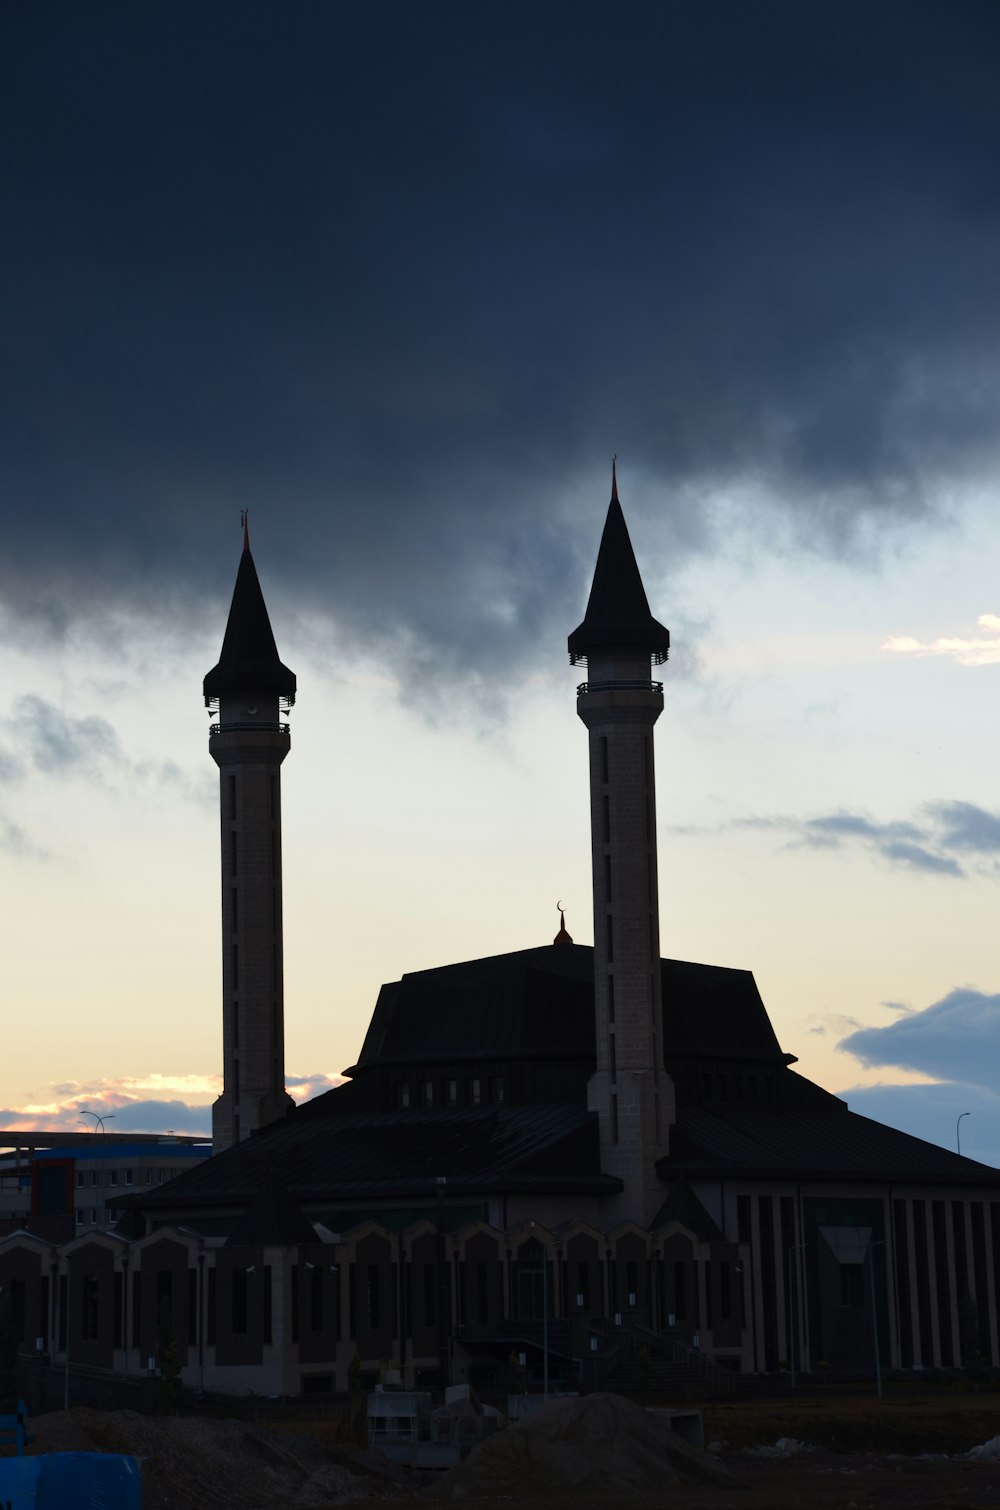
xmin=2 ymin=473 xmax=999 ymax=1396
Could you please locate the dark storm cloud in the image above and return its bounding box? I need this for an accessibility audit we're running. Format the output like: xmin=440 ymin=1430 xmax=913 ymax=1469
xmin=679 ymin=799 xmax=1000 ymax=879
xmin=3 ymin=1 xmax=1000 ymax=681
xmin=840 ymin=987 xmax=1000 ymax=1084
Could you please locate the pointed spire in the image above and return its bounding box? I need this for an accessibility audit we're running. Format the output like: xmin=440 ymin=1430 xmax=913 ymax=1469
xmin=567 ymin=467 xmax=670 ymax=665
xmin=242 ymin=509 xmax=250 ymax=553
xmin=204 ymin=528 xmax=296 ymax=703
xmin=553 ymin=903 xmax=574 ymax=946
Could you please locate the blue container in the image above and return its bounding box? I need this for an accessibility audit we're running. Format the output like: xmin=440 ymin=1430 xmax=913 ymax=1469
xmin=0 ymin=1452 xmax=142 ymax=1509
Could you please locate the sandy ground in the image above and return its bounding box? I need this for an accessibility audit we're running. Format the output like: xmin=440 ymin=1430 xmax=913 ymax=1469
xmin=9 ymin=1390 xmax=1000 ymax=1509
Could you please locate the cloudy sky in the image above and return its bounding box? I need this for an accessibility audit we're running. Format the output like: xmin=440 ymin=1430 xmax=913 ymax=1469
xmin=2 ymin=1 xmax=999 ymax=1161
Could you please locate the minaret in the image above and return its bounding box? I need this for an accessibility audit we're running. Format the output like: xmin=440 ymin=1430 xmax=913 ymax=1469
xmin=204 ymin=515 xmax=296 ymax=1152
xmin=568 ymin=463 xmax=675 ymax=1223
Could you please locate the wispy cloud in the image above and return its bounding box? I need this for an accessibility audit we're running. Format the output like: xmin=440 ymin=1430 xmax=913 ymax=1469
xmin=882 ymin=612 xmax=1000 ymax=667
xmin=675 ymin=799 xmax=1000 ymax=880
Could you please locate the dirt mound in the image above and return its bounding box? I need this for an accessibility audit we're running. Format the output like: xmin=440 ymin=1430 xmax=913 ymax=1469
xmin=25 ymin=1407 xmax=401 ymax=1509
xmin=431 ymin=1392 xmax=739 ymax=1500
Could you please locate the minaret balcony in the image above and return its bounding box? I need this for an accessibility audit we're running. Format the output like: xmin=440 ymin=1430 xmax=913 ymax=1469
xmin=210 ymin=721 xmax=290 ymax=735
xmin=576 ymin=680 xmax=663 ymax=696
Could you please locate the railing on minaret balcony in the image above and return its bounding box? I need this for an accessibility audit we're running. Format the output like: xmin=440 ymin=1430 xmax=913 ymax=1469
xmin=209 ymin=721 xmax=290 ymax=735
xmin=576 ymin=680 xmax=663 ymax=696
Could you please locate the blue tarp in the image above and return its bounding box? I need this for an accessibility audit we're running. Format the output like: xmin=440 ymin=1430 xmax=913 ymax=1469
xmin=0 ymin=1452 xmax=142 ymax=1509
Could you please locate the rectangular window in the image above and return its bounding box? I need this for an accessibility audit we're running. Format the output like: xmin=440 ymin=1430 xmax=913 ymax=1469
xmin=396 ymin=1082 xmax=410 ymax=1109
xmin=611 ymin=1093 xmax=619 ymax=1144
xmin=367 ymin=1265 xmax=381 ymax=1330
xmin=602 ymin=794 xmax=610 ymax=843
xmin=421 ymin=1080 xmax=434 ymax=1106
xmin=604 ymin=852 xmax=612 ymax=901
xmin=82 ymin=1275 xmax=99 ymax=1340
xmin=468 ymin=1078 xmax=481 ymax=1105
xmin=720 ymin=1261 xmax=732 ymax=1319
xmin=600 ymin=735 xmax=609 ymax=784
xmin=108 ymin=1169 xmax=118 ymax=1186
xmin=576 ymin=1262 xmax=589 ymax=1311
xmin=113 ymin=1272 xmax=123 ymax=1349
xmin=490 ymin=1076 xmax=505 ymax=1103
xmin=446 ymin=1079 xmax=457 ymax=1105
xmin=233 ymin=1001 xmax=239 ymax=1048
xmin=840 ymin=1263 xmax=864 ymax=1307
xmin=609 ymin=1032 xmax=617 ymax=1082
xmin=310 ymin=1265 xmax=324 ymax=1330
xmin=124 ymin=1168 xmax=134 ymax=1186
xmin=228 ymin=774 xmax=237 ymax=820
xmin=423 ymin=1263 xmax=436 ymax=1326
xmin=674 ymin=1261 xmax=686 ymax=1321
xmin=76 ymin=1171 xmax=85 ymax=1188
xmin=232 ymin=943 xmax=239 ymax=990
xmin=231 ymin=1268 xmax=248 ymax=1335
xmin=606 ymin=914 xmax=614 ymax=962
xmin=231 ymin=888 xmax=238 ymax=935
xmin=188 ymin=1268 xmax=198 ymax=1347
xmin=207 ymin=1268 xmax=217 ymax=1346
xmin=476 ymin=1262 xmax=489 ymax=1323
xmin=230 ymin=829 xmax=237 ymax=876
xmin=132 ymin=1272 xmax=141 ymax=1347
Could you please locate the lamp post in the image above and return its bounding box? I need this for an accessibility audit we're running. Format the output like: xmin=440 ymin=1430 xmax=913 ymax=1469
xmin=79 ymin=1110 xmax=115 ymax=1134
xmin=957 ymin=1112 xmax=971 ymax=1156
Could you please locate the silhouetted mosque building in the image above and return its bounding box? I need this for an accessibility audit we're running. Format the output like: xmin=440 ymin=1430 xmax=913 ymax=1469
xmin=2 ymin=473 xmax=1000 ymax=1397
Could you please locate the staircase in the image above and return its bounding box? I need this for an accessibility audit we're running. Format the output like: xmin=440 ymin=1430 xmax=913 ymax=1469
xmin=498 ymin=1318 xmax=739 ymax=1398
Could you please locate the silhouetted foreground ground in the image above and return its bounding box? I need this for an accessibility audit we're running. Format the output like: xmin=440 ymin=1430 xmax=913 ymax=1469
xmin=15 ymin=1388 xmax=1000 ymax=1508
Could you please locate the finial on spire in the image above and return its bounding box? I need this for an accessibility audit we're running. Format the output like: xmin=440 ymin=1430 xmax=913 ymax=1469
xmin=241 ymin=510 xmax=250 ymax=553
xmin=611 ymin=455 xmax=619 ymax=504
xmin=553 ymin=901 xmax=574 ymax=946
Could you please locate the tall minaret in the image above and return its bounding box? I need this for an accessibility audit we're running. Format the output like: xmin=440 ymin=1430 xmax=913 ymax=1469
xmin=568 ymin=464 xmax=675 ymax=1223
xmin=204 ymin=516 xmax=296 ymax=1152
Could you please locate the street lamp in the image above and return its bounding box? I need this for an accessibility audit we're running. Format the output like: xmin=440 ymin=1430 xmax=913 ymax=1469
xmin=79 ymin=1110 xmax=115 ymax=1134
xmin=957 ymin=1112 xmax=971 ymax=1156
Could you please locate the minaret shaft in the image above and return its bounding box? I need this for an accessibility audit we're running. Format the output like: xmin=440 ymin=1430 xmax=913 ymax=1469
xmin=579 ymin=654 xmax=675 ymax=1220
xmin=211 ymin=717 xmax=291 ymax=1150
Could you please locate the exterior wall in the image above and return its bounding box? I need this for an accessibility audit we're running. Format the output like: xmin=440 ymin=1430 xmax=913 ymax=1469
xmin=6 ymin=1187 xmax=1000 ymax=1396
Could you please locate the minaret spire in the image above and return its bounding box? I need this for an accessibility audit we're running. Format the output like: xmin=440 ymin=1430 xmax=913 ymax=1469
xmin=204 ymin=526 xmax=296 ymax=1152
xmin=242 ymin=508 xmax=250 ymax=553
xmin=569 ymin=467 xmax=674 ymax=1223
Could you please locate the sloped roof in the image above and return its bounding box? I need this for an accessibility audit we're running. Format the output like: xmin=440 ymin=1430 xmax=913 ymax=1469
xmin=651 ymin=1179 xmax=724 ymax=1240
xmin=353 ymin=944 xmax=597 ymax=1070
xmin=226 ymin=1167 xmax=321 ymax=1246
xmin=568 ymin=490 xmax=670 ymax=665
xmin=660 ymin=1101 xmax=1000 ymax=1186
xmin=343 ymin=945 xmax=785 ymax=1077
xmin=116 ymin=1103 xmax=617 ymax=1212
xmin=203 ymin=544 xmax=296 ymax=701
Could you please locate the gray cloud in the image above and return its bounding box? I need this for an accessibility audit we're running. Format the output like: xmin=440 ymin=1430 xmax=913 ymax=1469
xmin=1 ymin=3 xmax=999 ymax=691
xmin=0 ymin=696 xmax=212 ymax=812
xmin=678 ymin=800 xmax=1000 ymax=880
xmin=0 ymin=812 xmax=48 ymax=861
xmin=12 ymin=695 xmax=123 ymax=781
xmin=839 ymin=987 xmax=1000 ymax=1087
